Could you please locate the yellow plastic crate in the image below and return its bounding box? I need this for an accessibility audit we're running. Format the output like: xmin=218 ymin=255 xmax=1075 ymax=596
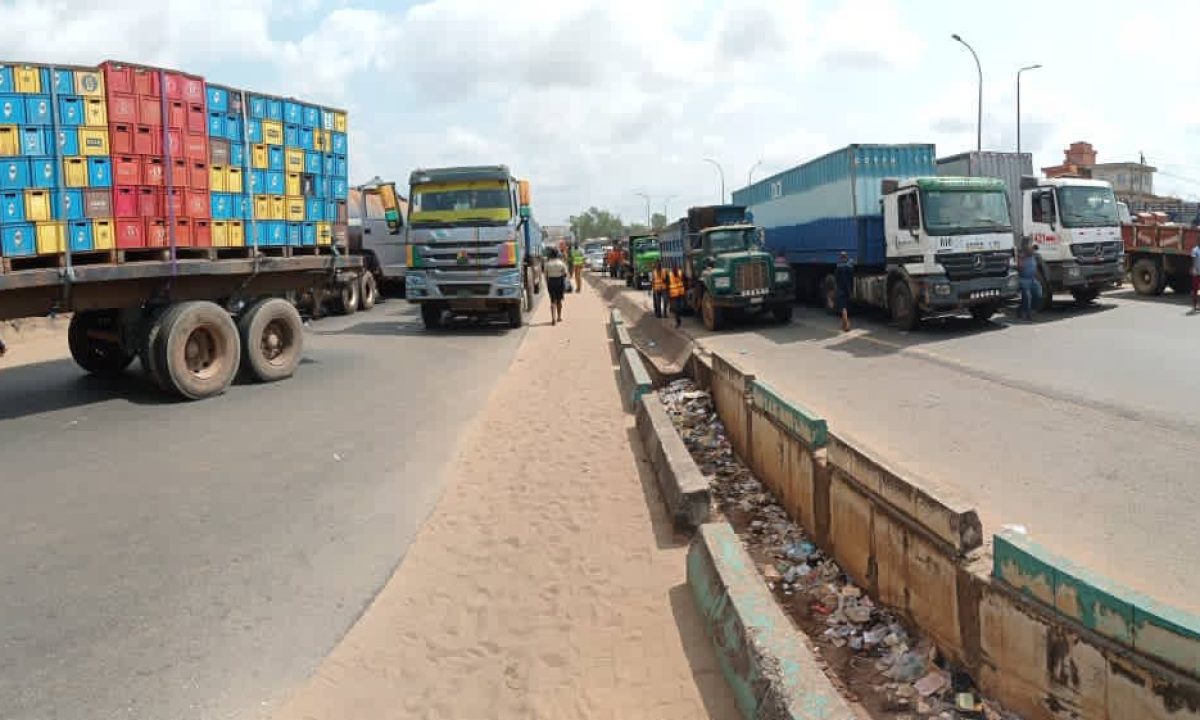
xmin=83 ymin=97 xmax=106 ymax=126
xmin=229 ymin=220 xmax=245 ymax=246
xmin=316 ymin=221 xmax=332 ymax=246
xmin=211 ymin=220 xmax=229 ymax=247
xmin=92 ymin=219 xmax=115 ymax=250
xmin=262 ymin=120 xmax=283 ymax=146
xmin=285 ymin=196 xmax=305 ymax=222
xmin=0 ymin=125 xmax=18 ymax=156
xmin=226 ymin=166 xmax=244 ymax=194
xmin=75 ymin=68 xmax=105 ymax=97
xmin=253 ymin=195 xmax=271 ymax=220
xmin=210 ymin=164 xmax=227 ymax=193
xmin=78 ymin=127 xmax=110 ymax=156
xmin=333 ymin=112 xmax=347 ymax=133
xmin=14 ymin=65 xmax=42 ymax=93
xmin=269 ymin=195 xmax=285 ymax=220
xmin=62 ymin=157 xmax=89 ymax=188
xmin=35 ymin=221 xmax=64 ymax=254
xmin=24 ymin=189 xmax=51 ymax=221
xmin=251 ymin=143 xmax=269 ymax=169
xmin=285 ymin=148 xmax=305 ymax=173
xmin=285 ymin=171 xmax=300 ymax=197
xmin=313 ymin=129 xmax=331 ymax=152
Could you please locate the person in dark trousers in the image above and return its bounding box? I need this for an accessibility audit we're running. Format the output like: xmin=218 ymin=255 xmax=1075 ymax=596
xmin=0 ymin=335 xmax=6 ymax=357
xmin=834 ymin=251 xmax=854 ymax=332
xmin=650 ymin=261 xmax=669 ymax=318
xmin=543 ymin=247 xmax=569 ymax=325
xmin=1017 ymin=241 xmax=1039 ymax=321
xmin=668 ymin=267 xmax=686 ymax=328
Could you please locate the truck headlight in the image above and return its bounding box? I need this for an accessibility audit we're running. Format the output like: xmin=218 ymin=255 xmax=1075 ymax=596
xmin=1067 ymin=265 xmax=1082 ymax=278
xmin=933 ymin=283 xmax=952 ymax=296
xmin=774 ymin=271 xmax=790 ymax=284
xmin=714 ymin=275 xmax=731 ymax=289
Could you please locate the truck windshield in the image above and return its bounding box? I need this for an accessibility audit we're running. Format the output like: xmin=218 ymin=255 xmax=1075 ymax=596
xmin=706 ymin=229 xmax=754 ymax=253
xmin=410 ymin=180 xmax=512 ymax=226
xmin=921 ymin=191 xmax=1012 ymax=235
xmin=1057 ymin=186 xmax=1119 ymax=228
xmin=633 ymin=240 xmax=658 ymax=252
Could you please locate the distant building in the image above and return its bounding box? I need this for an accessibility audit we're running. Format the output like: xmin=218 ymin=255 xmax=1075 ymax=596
xmin=1042 ymin=141 xmax=1197 ymax=224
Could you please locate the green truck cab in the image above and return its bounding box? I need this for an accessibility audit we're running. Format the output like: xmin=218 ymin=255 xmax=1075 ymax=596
xmin=624 ymin=233 xmax=660 ymax=290
xmin=687 ymin=224 xmax=794 ymax=330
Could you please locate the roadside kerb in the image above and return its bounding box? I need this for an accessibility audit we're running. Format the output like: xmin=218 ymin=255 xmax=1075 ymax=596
xmin=635 ymin=393 xmax=711 ymax=530
xmin=618 ymin=346 xmax=652 ymax=413
xmin=709 ymin=352 xmax=755 ymax=462
xmin=688 ymin=522 xmax=857 ymax=720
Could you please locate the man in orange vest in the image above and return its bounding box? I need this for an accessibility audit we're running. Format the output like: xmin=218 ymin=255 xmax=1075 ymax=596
xmin=668 ymin=267 xmax=686 ymax=328
xmin=651 ymin=261 xmax=669 ymax=318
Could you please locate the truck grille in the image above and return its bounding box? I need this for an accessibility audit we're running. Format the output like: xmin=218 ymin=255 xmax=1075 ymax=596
xmin=735 ymin=260 xmax=770 ymax=294
xmin=938 ymin=251 xmax=1011 ymax=281
xmin=1069 ymin=241 xmax=1122 ymax=264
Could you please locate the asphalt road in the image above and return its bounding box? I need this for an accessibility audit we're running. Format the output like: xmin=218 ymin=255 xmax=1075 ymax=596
xmin=603 ymin=277 xmax=1200 ymax=613
xmin=0 ymin=300 xmax=527 ymax=720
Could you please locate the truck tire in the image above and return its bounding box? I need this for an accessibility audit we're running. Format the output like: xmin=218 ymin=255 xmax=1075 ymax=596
xmin=772 ymin=304 xmax=794 ymax=324
xmin=1131 ymin=258 xmax=1165 ymax=296
xmin=238 ymin=298 xmax=303 ymax=383
xmin=359 ymin=272 xmax=378 ymax=311
xmin=889 ymin=281 xmax=920 ymax=331
xmin=1070 ymin=288 xmax=1100 ymax=305
xmin=140 ymin=309 xmax=169 ymax=391
xmin=969 ymin=303 xmax=999 ymax=323
xmin=68 ymin=310 xmax=134 ymax=376
xmin=420 ymin=303 xmax=443 ymax=330
xmin=701 ymin=292 xmax=723 ymax=331
xmin=507 ymin=303 xmax=524 ymax=329
xmin=335 ymin=278 xmax=360 ymax=315
xmin=154 ymin=301 xmax=241 ymax=400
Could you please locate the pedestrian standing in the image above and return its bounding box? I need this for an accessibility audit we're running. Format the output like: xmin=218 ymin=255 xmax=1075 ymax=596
xmin=834 ymin=251 xmax=854 ymax=332
xmin=651 ymin=261 xmax=669 ymax=318
xmin=668 ymin=267 xmax=686 ymax=328
xmin=570 ymin=245 xmax=585 ymax=293
xmin=1018 ymin=241 xmax=1039 ymax=321
xmin=543 ymin=248 xmax=569 ymax=325
xmin=0 ymin=335 xmax=6 ymax=358
xmin=1191 ymin=241 xmax=1200 ymax=312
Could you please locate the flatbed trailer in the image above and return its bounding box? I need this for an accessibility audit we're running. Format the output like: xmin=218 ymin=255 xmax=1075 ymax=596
xmin=0 ymin=250 xmax=361 ymax=400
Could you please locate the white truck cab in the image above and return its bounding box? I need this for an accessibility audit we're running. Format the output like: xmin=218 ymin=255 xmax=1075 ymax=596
xmin=1021 ymin=177 xmax=1124 ymax=305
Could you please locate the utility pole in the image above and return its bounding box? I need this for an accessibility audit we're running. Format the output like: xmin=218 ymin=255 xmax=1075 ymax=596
xmin=952 ymin=34 xmax=983 ymax=152
xmin=634 ymin=191 xmax=651 ymax=228
xmin=1016 ymin=64 xmax=1041 ymax=154
xmin=703 ymin=158 xmax=726 ymax=204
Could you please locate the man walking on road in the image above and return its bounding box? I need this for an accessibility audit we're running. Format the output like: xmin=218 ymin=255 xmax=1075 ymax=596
xmin=651 ymin=261 xmax=669 ymax=318
xmin=835 ymin=251 xmax=854 ymax=332
xmin=668 ymin=267 xmax=686 ymax=328
xmin=570 ymin=245 xmax=585 ymax=293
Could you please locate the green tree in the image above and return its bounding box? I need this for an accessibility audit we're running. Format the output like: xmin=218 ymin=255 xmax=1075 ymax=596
xmin=650 ymin=212 xmax=667 ymax=230
xmin=569 ymin=207 xmax=627 ymax=242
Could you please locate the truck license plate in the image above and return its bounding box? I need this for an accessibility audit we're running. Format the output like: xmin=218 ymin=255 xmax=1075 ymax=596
xmin=750 ymin=297 xmax=764 ymax=304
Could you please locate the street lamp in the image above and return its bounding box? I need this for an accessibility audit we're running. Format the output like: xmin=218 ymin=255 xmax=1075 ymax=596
xmin=662 ymin=194 xmax=676 ymax=225
xmin=634 ymin=191 xmax=651 ymax=227
xmin=747 ymin=159 xmax=763 ymax=186
xmin=951 ymin=33 xmax=982 ymax=152
xmin=1016 ymin=63 xmax=1042 ymax=155
xmin=703 ymin=157 xmax=726 ymax=204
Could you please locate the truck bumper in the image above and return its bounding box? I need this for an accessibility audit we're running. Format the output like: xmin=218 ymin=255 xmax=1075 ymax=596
xmin=404 ymin=271 xmax=524 ymax=309
xmin=920 ymin=274 xmax=1019 ymax=312
xmin=712 ymin=290 xmax=792 ymax=309
xmin=1047 ymin=260 xmax=1123 ymax=290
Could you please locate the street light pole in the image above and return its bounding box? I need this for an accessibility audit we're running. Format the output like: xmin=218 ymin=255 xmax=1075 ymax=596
xmin=952 ymin=34 xmax=982 ymax=152
xmin=703 ymin=157 xmax=726 ymax=204
xmin=747 ymin=159 xmax=763 ymax=186
xmin=634 ymin=191 xmax=651 ymax=227
xmin=662 ymin=194 xmax=676 ymax=225
xmin=1016 ymin=64 xmax=1042 ymax=155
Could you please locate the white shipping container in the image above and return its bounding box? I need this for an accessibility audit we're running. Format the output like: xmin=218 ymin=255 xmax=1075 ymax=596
xmin=936 ymin=151 xmax=1033 ymax=238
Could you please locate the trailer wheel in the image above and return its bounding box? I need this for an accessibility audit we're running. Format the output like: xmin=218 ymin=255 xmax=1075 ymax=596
xmin=701 ymin=292 xmax=723 ymax=331
xmin=154 ymin=301 xmax=241 ymax=400
xmin=359 ymin=272 xmax=378 ymax=311
xmin=238 ymin=298 xmax=303 ymax=383
xmin=1131 ymin=258 xmax=1165 ymax=296
xmin=335 ymin=278 xmax=360 ymax=315
xmin=1070 ymin=288 xmax=1100 ymax=305
xmin=68 ymin=310 xmax=134 ymax=377
xmin=889 ymin=281 xmax=920 ymax=331
xmin=507 ymin=303 xmax=524 ymax=329
xmin=420 ymin=303 xmax=443 ymax=330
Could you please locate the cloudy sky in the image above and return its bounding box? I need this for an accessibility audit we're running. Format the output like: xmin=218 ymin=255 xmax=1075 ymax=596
xmin=4 ymin=0 xmax=1198 ymax=224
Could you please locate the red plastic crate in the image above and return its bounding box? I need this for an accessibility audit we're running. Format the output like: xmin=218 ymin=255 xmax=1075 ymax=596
xmin=109 ymin=124 xmax=134 ymax=155
xmin=185 ymin=189 xmax=209 ymax=218
xmin=188 ymin=161 xmax=208 ymax=190
xmin=133 ymin=67 xmax=159 ymax=97
xmin=136 ymin=186 xmax=159 ymax=217
xmin=182 ymin=134 xmax=207 ymax=162
xmin=112 ymin=186 xmax=138 ymax=217
xmin=166 ymin=100 xmax=184 ymax=130
xmin=116 ymin=217 xmax=144 ymax=248
xmin=133 ymin=125 xmax=156 ymax=156
xmin=162 ymin=129 xmax=184 ymax=159
xmin=173 ymin=218 xmax=192 ymax=247
xmin=108 ymin=93 xmax=138 ymax=124
xmin=164 ymin=72 xmax=205 ymax=104
xmin=102 ymin=63 xmax=133 ymax=94
xmin=186 ymin=103 xmax=206 ymax=135
xmin=113 ymin=156 xmax=140 ymax=186
xmin=145 ymin=218 xmax=169 ymax=247
xmin=163 ymin=188 xmax=182 ymax=217
xmin=168 ymin=158 xmax=188 ymax=188
xmin=141 ymin=157 xmax=164 ymax=186
xmin=193 ymin=218 xmax=212 ymax=247
xmin=138 ymin=96 xmax=162 ymax=126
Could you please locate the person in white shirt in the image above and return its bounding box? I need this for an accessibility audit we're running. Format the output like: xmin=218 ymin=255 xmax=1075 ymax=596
xmin=543 ymin=248 xmax=569 ymax=325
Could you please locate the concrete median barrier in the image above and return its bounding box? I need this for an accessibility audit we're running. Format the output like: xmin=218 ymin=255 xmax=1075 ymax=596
xmin=687 ymin=522 xmax=857 ymax=720
xmin=618 ymin=346 xmax=652 ymax=413
xmin=635 ymin=393 xmax=711 ymax=530
xmin=709 ymin=352 xmax=755 ymax=461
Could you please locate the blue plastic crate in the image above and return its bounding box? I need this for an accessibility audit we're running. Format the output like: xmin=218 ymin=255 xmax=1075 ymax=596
xmin=208 ymin=86 xmax=229 ymax=113
xmin=248 ymin=94 xmax=267 ymax=119
xmin=208 ymin=111 xmax=225 ymax=139
xmin=0 ymin=94 xmax=25 ymax=123
xmin=0 ymin=158 xmax=30 ymax=190
xmin=286 ymin=221 xmax=302 ymax=246
xmin=298 ymin=127 xmax=314 ymax=151
xmin=302 ymin=105 xmax=319 ymax=128
xmin=24 ymin=95 xmax=52 ymax=125
xmin=334 ymin=155 xmax=347 ymax=178
xmin=53 ymin=189 xmax=84 ymax=220
xmin=325 ymin=200 xmax=337 ymax=221
xmin=304 ymin=151 xmax=321 ymax=174
xmin=301 ymin=222 xmax=316 ymax=246
xmin=211 ymin=192 xmax=231 ymax=220
xmin=0 ymin=190 xmax=24 ymax=224
xmin=256 ymin=220 xmax=286 ymax=246
xmin=247 ymin=118 xmax=262 ymax=143
xmin=284 ymin=124 xmax=299 ymax=147
xmin=306 ymin=197 xmax=323 ymax=220
xmin=55 ymin=128 xmax=79 ymax=156
xmin=225 ymin=114 xmax=241 ymax=141
xmin=50 ymin=68 xmax=73 ymax=96
xmin=265 ymin=171 xmax=284 ymax=194
xmin=331 ymin=132 xmax=347 ymax=154
xmin=283 ymin=101 xmax=302 ymax=125
xmin=267 ymin=146 xmax=283 ymax=171
xmin=58 ymin=95 xmax=84 ymax=126
xmin=266 ymin=98 xmax=282 ymax=121
xmin=333 ymin=179 xmax=347 ymax=199
xmin=28 ymin=157 xmax=56 ymax=188
xmin=87 ymin=157 xmax=111 ymax=188
xmin=0 ymin=68 xmax=14 ymax=94
xmin=248 ymin=169 xmax=265 ymax=194
xmin=320 ymin=109 xmax=334 ymax=131
xmin=1 ymin=222 xmax=35 ymax=256
xmin=230 ymin=142 xmax=245 ymax=167
xmin=67 ymin=220 xmax=92 ymax=251
xmin=20 ymin=127 xmax=49 ymax=156
xmin=235 ymin=194 xmax=252 ymax=220
xmin=321 ymin=153 xmax=334 ymax=175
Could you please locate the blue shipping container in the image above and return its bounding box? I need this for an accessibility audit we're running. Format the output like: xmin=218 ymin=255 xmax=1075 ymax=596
xmin=1 ymin=222 xmax=35 ymax=256
xmin=58 ymin=95 xmax=84 ymax=126
xmin=0 ymin=158 xmax=30 ymax=189
xmin=28 ymin=157 xmax=56 ymax=188
xmin=0 ymin=190 xmax=24 ymax=223
xmin=55 ymin=128 xmax=79 ymax=156
xmin=50 ymin=68 xmax=73 ymax=96
xmin=0 ymin=94 xmax=25 ymax=123
xmin=68 ymin=220 xmax=92 ymax=251
xmin=732 ymin=144 xmax=936 ymax=267
xmin=53 ymin=189 xmax=84 ymax=220
xmin=87 ymin=157 xmax=111 ymax=187
xmin=208 ymin=86 xmax=229 ymax=113
xmin=24 ymin=95 xmax=52 ymax=124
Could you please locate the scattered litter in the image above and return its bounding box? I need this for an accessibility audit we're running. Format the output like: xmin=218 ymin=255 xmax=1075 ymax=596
xmin=1001 ymin=523 xmax=1028 ymax=535
xmin=332 ymin=453 xmax=343 ymax=462
xmin=914 ymin=669 xmax=950 ymax=697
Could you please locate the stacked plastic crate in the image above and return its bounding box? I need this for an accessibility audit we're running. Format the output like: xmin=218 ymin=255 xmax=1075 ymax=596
xmin=103 ymin=61 xmax=210 ymax=250
xmin=0 ymin=63 xmax=113 ymax=258
xmin=206 ymin=85 xmax=248 ymax=248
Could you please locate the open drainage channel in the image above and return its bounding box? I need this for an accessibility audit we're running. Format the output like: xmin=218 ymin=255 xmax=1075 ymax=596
xmin=659 ymin=378 xmax=1023 ymax=720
